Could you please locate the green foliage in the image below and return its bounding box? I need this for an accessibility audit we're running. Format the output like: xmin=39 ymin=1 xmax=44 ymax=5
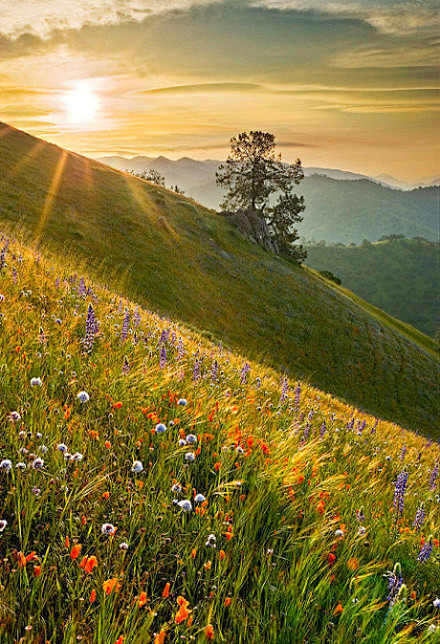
xmin=306 ymin=238 xmax=439 ymax=337
xmin=0 ymin=122 xmax=438 ymax=435
xmin=216 ymin=131 xmax=305 ymax=259
xmin=319 ymin=270 xmax=342 ymax=285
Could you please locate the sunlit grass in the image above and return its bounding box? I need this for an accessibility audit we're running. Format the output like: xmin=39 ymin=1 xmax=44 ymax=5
xmin=0 ymin=235 xmax=439 ymax=643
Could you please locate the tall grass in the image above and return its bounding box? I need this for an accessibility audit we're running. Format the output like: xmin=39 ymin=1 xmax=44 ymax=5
xmin=0 ymin=235 xmax=439 ymax=643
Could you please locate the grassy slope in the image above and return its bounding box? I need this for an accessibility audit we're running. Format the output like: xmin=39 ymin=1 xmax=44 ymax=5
xmin=305 ymin=239 xmax=440 ymax=337
xmin=0 ymin=237 xmax=439 ymax=643
xmin=0 ymin=122 xmax=438 ymax=436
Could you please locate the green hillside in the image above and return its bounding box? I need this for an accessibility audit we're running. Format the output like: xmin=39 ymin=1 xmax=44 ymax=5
xmin=298 ymin=175 xmax=438 ymax=244
xmin=0 ymin=122 xmax=438 ymax=435
xmin=305 ymin=238 xmax=440 ymax=338
xmin=0 ymin=236 xmax=439 ymax=643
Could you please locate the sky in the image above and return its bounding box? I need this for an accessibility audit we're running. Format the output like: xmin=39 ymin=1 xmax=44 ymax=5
xmin=1 ymin=0 xmax=439 ymax=180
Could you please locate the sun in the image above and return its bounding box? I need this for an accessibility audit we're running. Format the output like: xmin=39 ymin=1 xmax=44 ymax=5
xmin=62 ymin=82 xmax=100 ymax=124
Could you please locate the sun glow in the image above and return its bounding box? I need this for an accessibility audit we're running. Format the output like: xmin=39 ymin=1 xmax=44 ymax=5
xmin=62 ymin=82 xmax=99 ymax=124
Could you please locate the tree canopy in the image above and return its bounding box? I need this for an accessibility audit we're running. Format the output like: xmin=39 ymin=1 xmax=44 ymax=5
xmin=216 ymin=131 xmax=306 ymax=261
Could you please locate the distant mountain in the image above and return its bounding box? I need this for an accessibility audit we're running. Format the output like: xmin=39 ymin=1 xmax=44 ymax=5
xmin=99 ymin=155 xmax=439 ymax=244
xmin=374 ymin=173 xmax=440 ymax=190
xmin=305 ymin=237 xmax=440 ymax=338
xmin=1 ymin=121 xmax=438 ymax=434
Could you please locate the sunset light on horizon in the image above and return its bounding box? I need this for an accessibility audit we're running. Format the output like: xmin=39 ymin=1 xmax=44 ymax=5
xmin=1 ymin=0 xmax=439 ymax=180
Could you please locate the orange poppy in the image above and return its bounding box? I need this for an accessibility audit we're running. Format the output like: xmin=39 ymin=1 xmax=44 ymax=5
xmin=70 ymin=544 xmax=82 ymax=559
xmin=103 ymin=578 xmax=121 ymax=595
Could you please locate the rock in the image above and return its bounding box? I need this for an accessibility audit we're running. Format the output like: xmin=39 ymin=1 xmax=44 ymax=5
xmin=218 ymin=209 xmax=279 ymax=254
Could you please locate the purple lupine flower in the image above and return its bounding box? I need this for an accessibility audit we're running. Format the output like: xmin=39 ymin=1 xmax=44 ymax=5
xmin=83 ymin=303 xmax=96 ymax=354
xmin=346 ymin=417 xmax=355 ymax=431
xmin=320 ymin=421 xmax=327 ymax=437
xmin=417 ymin=538 xmax=433 ymax=563
xmin=121 ymin=309 xmax=130 ymax=342
xmin=134 ymin=306 xmax=141 ymax=328
xmin=385 ymin=563 xmax=403 ymax=606
xmin=255 ymin=376 xmax=261 ymax=389
xmin=400 ymin=445 xmax=407 ymax=462
xmin=193 ymin=360 xmax=200 ymax=382
xmin=211 ymin=360 xmax=218 ymax=382
xmin=122 ymin=356 xmax=130 ymax=375
xmin=55 ymin=277 xmax=60 ymax=288
xmin=158 ymin=329 xmax=168 ymax=345
xmin=78 ymin=277 xmax=86 ymax=298
xmin=356 ymin=507 xmax=365 ymax=523
xmin=171 ymin=330 xmax=177 ymax=344
xmin=393 ymin=470 xmax=409 ymax=515
xmin=430 ymin=461 xmax=439 ymax=490
xmin=177 ymin=337 xmax=184 ymax=360
xmin=159 ymin=345 xmax=167 ymax=369
xmin=413 ymin=504 xmax=426 ymax=530
xmin=39 ymin=327 xmax=47 ymax=345
xmin=12 ymin=267 xmax=17 ymax=284
xmin=280 ymin=377 xmax=288 ymax=405
xmin=0 ymin=246 xmax=7 ymax=271
xmin=294 ymin=382 xmax=301 ymax=411
xmin=240 ymin=363 xmax=250 ymax=385
xmin=358 ymin=420 xmax=366 ymax=434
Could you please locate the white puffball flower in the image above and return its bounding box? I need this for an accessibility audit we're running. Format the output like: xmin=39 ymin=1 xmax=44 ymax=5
xmin=77 ymin=391 xmax=90 ymax=403
xmin=194 ymin=493 xmax=206 ymax=503
xmin=186 ymin=434 xmax=197 ymax=444
xmin=0 ymin=460 xmax=12 ymax=472
xmin=155 ymin=423 xmax=167 ymax=434
xmin=184 ymin=452 xmax=195 ymax=462
xmin=131 ymin=460 xmax=143 ymax=473
xmin=177 ymin=398 xmax=187 ymax=406
xmin=177 ymin=499 xmax=192 ymax=511
xmin=30 ymin=377 xmax=42 ymax=387
xmin=32 ymin=457 xmax=44 ymax=469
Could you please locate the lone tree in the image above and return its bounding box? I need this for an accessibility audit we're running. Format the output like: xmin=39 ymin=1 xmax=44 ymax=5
xmin=216 ymin=131 xmax=306 ymax=261
xmin=141 ymin=169 xmax=166 ymax=187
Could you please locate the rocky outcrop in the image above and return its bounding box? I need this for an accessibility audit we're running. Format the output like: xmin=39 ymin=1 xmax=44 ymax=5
xmin=219 ymin=209 xmax=279 ymax=254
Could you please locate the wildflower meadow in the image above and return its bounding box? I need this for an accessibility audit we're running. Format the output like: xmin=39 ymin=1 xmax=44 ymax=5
xmin=0 ymin=235 xmax=439 ymax=643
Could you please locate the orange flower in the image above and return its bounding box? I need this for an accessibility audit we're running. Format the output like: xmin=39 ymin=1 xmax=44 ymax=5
xmin=191 ymin=548 xmax=197 ymax=559
xmin=175 ymin=596 xmax=190 ymax=624
xmin=154 ymin=630 xmax=166 ymax=644
xmin=214 ymin=462 xmax=221 ymax=472
xmin=224 ymin=597 xmax=232 ymax=607
xmin=162 ymin=582 xmax=171 ymax=598
xmin=89 ymin=589 xmax=97 ymax=603
xmin=138 ymin=591 xmax=148 ymax=607
xmin=104 ymin=441 xmax=111 ymax=449
xmin=102 ymin=491 xmax=110 ymax=500
xmin=204 ymin=561 xmax=212 ymax=570
xmin=65 ymin=536 xmax=70 ymax=548
xmin=219 ymin=550 xmax=225 ymax=561
xmin=70 ymin=544 xmax=82 ymax=559
xmin=333 ymin=603 xmax=343 ymax=616
xmin=17 ymin=551 xmax=36 ymax=567
xmin=64 ymin=408 xmax=71 ymax=420
xmin=204 ymin=624 xmax=214 ymax=640
xmin=115 ymin=637 xmax=124 ymax=644
xmin=328 ymin=553 xmax=336 ymax=566
xmin=225 ymin=532 xmax=234 ymax=541
xmin=33 ymin=565 xmax=42 ymax=577
xmin=80 ymin=555 xmax=98 ymax=574
xmin=103 ymin=578 xmax=121 ymax=595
